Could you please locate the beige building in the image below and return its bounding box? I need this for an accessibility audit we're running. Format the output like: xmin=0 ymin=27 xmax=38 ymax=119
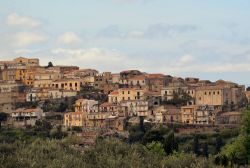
xmin=195 ymin=86 xmax=231 ymax=106
xmin=52 ymin=79 xmax=82 ymax=91
xmin=75 ymin=99 xmax=98 ymax=113
xmin=64 ymin=112 xmax=86 ymax=127
xmin=181 ymin=105 xmax=217 ymax=125
xmin=108 ymin=88 xmax=145 ymax=103
xmin=245 ymin=91 xmax=250 ymax=103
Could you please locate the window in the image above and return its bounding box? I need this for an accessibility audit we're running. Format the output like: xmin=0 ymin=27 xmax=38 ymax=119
xmin=217 ymin=91 xmax=220 ymax=95
xmin=122 ymin=91 xmax=124 ymax=94
xmin=205 ymin=92 xmax=207 ymax=95
xmin=128 ymin=91 xmax=130 ymax=94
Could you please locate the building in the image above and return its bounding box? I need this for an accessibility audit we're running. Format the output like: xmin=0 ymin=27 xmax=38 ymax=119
xmin=216 ymin=111 xmax=243 ymax=125
xmin=11 ymin=108 xmax=44 ymax=126
xmin=0 ymin=81 xmax=23 ymax=93
xmin=75 ymin=99 xmax=98 ymax=113
xmin=108 ymin=88 xmax=145 ymax=103
xmin=195 ymin=86 xmax=232 ymax=106
xmin=146 ymin=74 xmax=172 ymax=92
xmin=181 ymin=105 xmax=218 ymax=125
xmin=64 ymin=69 xmax=98 ymax=79
xmin=120 ymin=100 xmax=150 ymax=117
xmin=52 ymin=79 xmax=82 ymax=91
xmin=245 ymin=91 xmax=250 ymax=103
xmin=64 ymin=112 xmax=86 ymax=127
xmin=156 ymin=105 xmax=181 ymax=123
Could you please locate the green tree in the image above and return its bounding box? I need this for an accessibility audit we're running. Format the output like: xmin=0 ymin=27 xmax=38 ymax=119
xmin=0 ymin=112 xmax=8 ymax=129
xmin=146 ymin=141 xmax=166 ymax=157
xmin=193 ymin=134 xmax=200 ymax=156
xmin=47 ymin=62 xmax=53 ymax=68
xmin=215 ymin=135 xmax=223 ymax=153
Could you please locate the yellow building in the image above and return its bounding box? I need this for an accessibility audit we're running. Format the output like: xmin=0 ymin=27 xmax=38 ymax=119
xmin=52 ymin=79 xmax=82 ymax=91
xmin=245 ymin=91 xmax=250 ymax=103
xmin=181 ymin=105 xmax=216 ymax=125
xmin=13 ymin=57 xmax=39 ymax=67
xmin=108 ymin=88 xmax=145 ymax=103
xmin=195 ymin=86 xmax=231 ymax=106
xmin=34 ymin=79 xmax=53 ymax=89
xmin=64 ymin=112 xmax=86 ymax=127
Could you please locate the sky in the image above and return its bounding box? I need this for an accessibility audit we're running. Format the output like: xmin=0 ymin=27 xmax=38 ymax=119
xmin=0 ymin=0 xmax=250 ymax=86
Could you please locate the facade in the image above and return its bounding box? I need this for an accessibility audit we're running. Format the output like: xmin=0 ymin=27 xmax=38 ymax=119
xmin=11 ymin=108 xmax=43 ymax=126
xmin=75 ymin=99 xmax=98 ymax=113
xmin=181 ymin=105 xmax=217 ymax=125
xmin=108 ymin=88 xmax=145 ymax=103
xmin=64 ymin=112 xmax=86 ymax=127
xmin=52 ymin=79 xmax=82 ymax=91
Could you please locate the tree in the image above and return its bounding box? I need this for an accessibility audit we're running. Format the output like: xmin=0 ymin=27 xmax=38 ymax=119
xmin=0 ymin=112 xmax=8 ymax=129
xmin=47 ymin=62 xmax=53 ymax=68
xmin=202 ymin=143 xmax=209 ymax=158
xmin=215 ymin=135 xmax=223 ymax=153
xmin=247 ymin=87 xmax=250 ymax=91
xmin=193 ymin=134 xmax=200 ymax=156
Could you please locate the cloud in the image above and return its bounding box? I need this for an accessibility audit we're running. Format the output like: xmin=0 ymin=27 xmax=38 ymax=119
xmin=51 ymin=48 xmax=127 ymax=70
xmin=6 ymin=13 xmax=41 ymax=28
xmin=12 ymin=32 xmax=48 ymax=47
xmin=178 ymin=54 xmax=194 ymax=66
xmin=96 ymin=23 xmax=197 ymax=39
xmin=57 ymin=32 xmax=81 ymax=45
xmin=96 ymin=25 xmax=122 ymax=39
xmin=144 ymin=23 xmax=197 ymax=39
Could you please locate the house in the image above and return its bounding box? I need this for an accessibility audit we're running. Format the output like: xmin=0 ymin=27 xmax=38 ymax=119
xmin=216 ymin=111 xmax=243 ymax=125
xmin=64 ymin=112 xmax=86 ymax=127
xmin=245 ymin=91 xmax=250 ymax=103
xmin=108 ymin=88 xmax=145 ymax=103
xmin=181 ymin=105 xmax=217 ymax=125
xmin=48 ymin=89 xmax=77 ymax=99
xmin=11 ymin=108 xmax=44 ymax=126
xmin=155 ymin=105 xmax=181 ymax=123
xmin=75 ymin=99 xmax=98 ymax=113
xmin=52 ymin=79 xmax=82 ymax=91
xmin=128 ymin=75 xmax=147 ymax=87
xmin=64 ymin=69 xmax=98 ymax=79
xmin=146 ymin=74 xmax=172 ymax=92
xmin=120 ymin=100 xmax=150 ymax=117
xmin=0 ymin=81 xmax=23 ymax=93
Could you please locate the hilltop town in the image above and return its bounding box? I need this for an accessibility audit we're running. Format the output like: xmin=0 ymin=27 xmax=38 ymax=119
xmin=1 ymin=57 xmax=250 ymax=133
xmin=1 ymin=56 xmax=250 ymax=166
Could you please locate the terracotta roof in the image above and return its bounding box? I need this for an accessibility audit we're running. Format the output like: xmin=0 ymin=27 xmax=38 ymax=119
xmin=129 ymin=75 xmax=146 ymax=80
xmin=14 ymin=108 xmax=40 ymax=113
xmin=196 ymin=85 xmax=225 ymax=90
xmin=120 ymin=70 xmax=140 ymax=73
xmin=146 ymin=74 xmax=165 ymax=79
xmin=100 ymin=102 xmax=115 ymax=107
xmin=109 ymin=90 xmax=119 ymax=95
xmin=64 ymin=112 xmax=84 ymax=115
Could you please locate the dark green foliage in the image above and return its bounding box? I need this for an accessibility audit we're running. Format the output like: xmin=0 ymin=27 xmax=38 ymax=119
xmin=215 ymin=135 xmax=223 ymax=153
xmin=193 ymin=134 xmax=200 ymax=156
xmin=71 ymin=126 xmax=82 ymax=133
xmin=0 ymin=112 xmax=8 ymax=128
xmin=163 ymin=89 xmax=193 ymax=106
xmin=15 ymin=101 xmax=39 ymax=109
xmin=216 ymin=107 xmax=250 ymax=166
xmin=42 ymin=97 xmax=77 ymax=112
xmin=47 ymin=61 xmax=53 ymax=68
